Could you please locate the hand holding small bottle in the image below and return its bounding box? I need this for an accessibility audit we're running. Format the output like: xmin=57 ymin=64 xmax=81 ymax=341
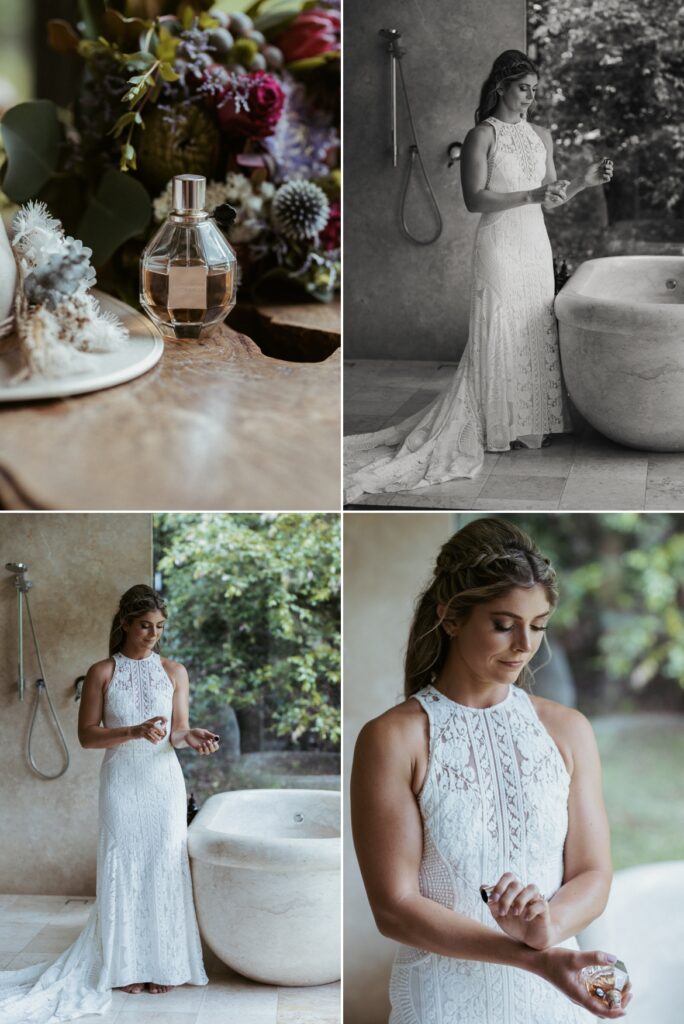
xmin=481 ymin=873 xmax=555 ymax=950
xmin=536 ymin=947 xmax=632 ymax=1018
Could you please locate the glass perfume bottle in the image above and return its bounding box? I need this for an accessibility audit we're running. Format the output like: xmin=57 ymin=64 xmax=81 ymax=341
xmin=140 ymin=174 xmax=237 ymax=339
xmin=580 ymin=960 xmax=629 ymax=1009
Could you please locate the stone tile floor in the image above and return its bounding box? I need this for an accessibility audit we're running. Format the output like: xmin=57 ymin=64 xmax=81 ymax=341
xmin=0 ymin=895 xmax=340 ymax=1024
xmin=344 ymin=359 xmax=684 ymax=510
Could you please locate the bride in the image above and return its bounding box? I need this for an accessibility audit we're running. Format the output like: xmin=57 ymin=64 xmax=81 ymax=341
xmin=344 ymin=50 xmax=613 ymax=503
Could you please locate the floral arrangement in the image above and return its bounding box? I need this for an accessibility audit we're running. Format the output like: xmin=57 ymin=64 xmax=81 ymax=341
xmin=2 ymin=202 xmax=128 ymax=379
xmin=0 ymin=1 xmax=340 ymax=305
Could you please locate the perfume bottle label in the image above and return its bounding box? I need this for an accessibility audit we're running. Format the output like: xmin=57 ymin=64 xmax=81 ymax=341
xmin=167 ymin=265 xmax=208 ymax=309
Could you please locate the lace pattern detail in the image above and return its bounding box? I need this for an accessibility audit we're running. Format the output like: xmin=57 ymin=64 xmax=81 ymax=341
xmin=344 ymin=119 xmax=572 ymax=502
xmin=389 ymin=686 xmax=592 ymax=1023
xmin=0 ymin=652 xmax=208 ymax=1023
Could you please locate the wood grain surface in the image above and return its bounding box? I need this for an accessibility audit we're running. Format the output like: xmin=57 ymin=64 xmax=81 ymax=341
xmin=0 ymin=318 xmax=340 ymax=511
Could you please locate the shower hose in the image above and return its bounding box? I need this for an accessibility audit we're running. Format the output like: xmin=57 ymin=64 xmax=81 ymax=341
xmin=22 ymin=592 xmax=70 ymax=780
xmin=396 ymin=58 xmax=443 ymax=246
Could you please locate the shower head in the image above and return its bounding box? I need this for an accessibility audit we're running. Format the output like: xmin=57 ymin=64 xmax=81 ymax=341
xmin=5 ymin=563 xmax=32 ymax=591
xmin=379 ymin=28 xmax=404 ymax=57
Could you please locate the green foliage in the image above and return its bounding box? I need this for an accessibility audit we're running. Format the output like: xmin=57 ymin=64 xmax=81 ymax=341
xmin=0 ymin=102 xmax=61 ymax=203
xmin=77 ymin=168 xmax=151 ymax=264
xmin=506 ymin=514 xmax=684 ymax=710
xmin=155 ymin=513 xmax=340 ymax=748
xmin=529 ymin=0 xmax=684 ymax=266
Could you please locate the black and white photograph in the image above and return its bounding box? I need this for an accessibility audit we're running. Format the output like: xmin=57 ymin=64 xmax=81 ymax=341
xmin=344 ymin=0 xmax=684 ymax=511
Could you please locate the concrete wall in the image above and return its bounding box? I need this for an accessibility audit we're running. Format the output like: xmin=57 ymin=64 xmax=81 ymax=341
xmin=343 ymin=513 xmax=456 ymax=1024
xmin=344 ymin=0 xmax=526 ymax=361
xmin=0 ymin=514 xmax=152 ymax=896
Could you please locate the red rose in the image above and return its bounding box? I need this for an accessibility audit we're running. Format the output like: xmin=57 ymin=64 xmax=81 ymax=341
xmin=217 ymin=73 xmax=285 ymax=139
xmin=319 ymin=201 xmax=340 ymax=251
xmin=276 ymin=9 xmax=340 ymax=63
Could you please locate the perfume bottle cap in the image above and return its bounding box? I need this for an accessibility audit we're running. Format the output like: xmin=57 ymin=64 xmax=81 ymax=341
xmin=172 ymin=175 xmax=206 ymax=213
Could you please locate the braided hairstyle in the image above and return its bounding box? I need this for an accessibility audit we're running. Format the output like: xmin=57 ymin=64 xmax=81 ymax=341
xmin=404 ymin=517 xmax=557 ymax=698
xmin=475 ymin=49 xmax=539 ymax=124
xmin=109 ymin=584 xmax=167 ymax=656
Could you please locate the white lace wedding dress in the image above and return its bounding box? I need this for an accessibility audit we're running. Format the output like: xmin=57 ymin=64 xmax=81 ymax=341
xmin=389 ymin=684 xmax=593 ymax=1024
xmin=0 ymin=651 xmax=208 ymax=1024
xmin=345 ymin=116 xmax=572 ymax=502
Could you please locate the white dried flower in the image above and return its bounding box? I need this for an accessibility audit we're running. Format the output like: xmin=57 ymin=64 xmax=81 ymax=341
xmin=11 ymin=201 xmax=64 ymax=267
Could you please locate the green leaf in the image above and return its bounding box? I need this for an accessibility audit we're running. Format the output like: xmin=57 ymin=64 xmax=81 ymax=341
xmin=0 ymin=100 xmax=61 ymax=203
xmin=77 ymin=168 xmax=151 ymax=266
xmin=159 ymin=61 xmax=180 ymax=83
xmin=109 ymin=111 xmax=138 ymax=137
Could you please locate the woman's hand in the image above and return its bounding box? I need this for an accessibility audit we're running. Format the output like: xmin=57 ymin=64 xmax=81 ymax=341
xmin=583 ymin=159 xmax=613 ymax=187
xmin=539 ymin=179 xmax=570 ymax=211
xmin=132 ymin=716 xmax=167 ymax=744
xmin=185 ymin=728 xmax=220 ymax=756
xmin=484 ymin=873 xmax=555 ymax=950
xmin=537 ymin=947 xmax=632 ymax=1019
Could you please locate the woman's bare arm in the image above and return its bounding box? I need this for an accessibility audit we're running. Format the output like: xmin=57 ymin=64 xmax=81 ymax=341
xmin=166 ymin=659 xmax=219 ymax=754
xmin=352 ymin=701 xmax=628 ymax=1019
xmin=460 ymin=124 xmax=564 ymax=213
xmin=541 ymin=701 xmax=613 ymax=943
xmin=78 ymin=660 xmax=166 ymax=749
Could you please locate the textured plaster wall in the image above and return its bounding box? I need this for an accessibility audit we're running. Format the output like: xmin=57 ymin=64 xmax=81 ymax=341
xmin=0 ymin=514 xmax=152 ymax=896
xmin=344 ymin=0 xmax=526 ymax=360
xmin=343 ymin=513 xmax=456 ymax=1024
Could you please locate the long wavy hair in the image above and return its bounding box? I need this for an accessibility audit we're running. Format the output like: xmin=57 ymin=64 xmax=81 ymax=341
xmin=475 ymin=49 xmax=539 ymax=124
xmin=404 ymin=517 xmax=558 ymax=698
xmin=109 ymin=584 xmax=167 ymax=656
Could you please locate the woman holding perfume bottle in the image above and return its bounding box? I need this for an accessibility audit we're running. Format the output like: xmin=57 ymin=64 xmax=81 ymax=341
xmin=0 ymin=585 xmax=220 ymax=1022
xmin=351 ymin=518 xmax=632 ymax=1022
xmin=344 ymin=50 xmax=614 ymax=503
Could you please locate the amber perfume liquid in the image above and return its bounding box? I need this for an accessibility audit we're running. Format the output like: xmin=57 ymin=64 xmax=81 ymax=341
xmin=580 ymin=960 xmax=629 ymax=1009
xmin=142 ymin=262 xmax=234 ymax=332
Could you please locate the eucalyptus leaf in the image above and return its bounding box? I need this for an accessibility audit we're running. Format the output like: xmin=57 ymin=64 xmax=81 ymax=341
xmin=77 ymin=169 xmax=151 ymax=267
xmin=0 ymin=101 xmax=61 ymax=203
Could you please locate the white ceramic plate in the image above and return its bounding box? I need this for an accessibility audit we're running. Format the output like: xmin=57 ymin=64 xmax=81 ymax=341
xmin=0 ymin=291 xmax=164 ymax=402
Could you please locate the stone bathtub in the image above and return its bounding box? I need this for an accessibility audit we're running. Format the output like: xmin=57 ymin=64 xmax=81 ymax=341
xmin=188 ymin=788 xmax=340 ymax=986
xmin=555 ymin=255 xmax=684 ymax=450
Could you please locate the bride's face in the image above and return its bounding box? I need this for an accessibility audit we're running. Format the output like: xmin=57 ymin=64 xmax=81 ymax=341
xmin=442 ymin=584 xmax=552 ymax=686
xmin=499 ymin=73 xmax=538 ymax=117
xmin=124 ymin=609 xmax=166 ymax=650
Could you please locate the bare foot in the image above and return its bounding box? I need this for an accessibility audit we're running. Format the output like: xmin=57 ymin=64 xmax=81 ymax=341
xmin=147 ymin=982 xmax=173 ymax=994
xmin=118 ymin=983 xmax=144 ymax=993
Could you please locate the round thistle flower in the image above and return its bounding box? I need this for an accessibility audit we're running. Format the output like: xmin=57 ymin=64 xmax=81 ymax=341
xmin=271 ymin=180 xmax=330 ymax=241
xmin=136 ymin=105 xmax=219 ymax=191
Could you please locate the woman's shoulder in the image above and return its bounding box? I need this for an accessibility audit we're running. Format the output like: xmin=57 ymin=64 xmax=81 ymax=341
xmin=160 ymin=656 xmax=188 ymax=686
xmin=528 ymin=121 xmax=552 ymax=144
xmin=529 ymin=694 xmax=596 ymax=774
xmin=464 ymin=121 xmax=496 ymax=147
xmin=356 ymin=698 xmax=427 ymax=753
xmin=86 ymin=656 xmax=115 ymax=679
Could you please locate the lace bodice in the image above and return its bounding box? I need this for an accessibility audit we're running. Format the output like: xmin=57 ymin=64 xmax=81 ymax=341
xmin=389 ymin=685 xmax=591 ymax=1024
xmin=103 ymin=651 xmax=174 ymax=761
xmin=483 ymin=117 xmax=547 ymax=193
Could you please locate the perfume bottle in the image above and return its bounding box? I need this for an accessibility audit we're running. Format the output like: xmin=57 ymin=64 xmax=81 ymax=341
xmin=580 ymin=960 xmax=629 ymax=1009
xmin=140 ymin=174 xmax=237 ymax=339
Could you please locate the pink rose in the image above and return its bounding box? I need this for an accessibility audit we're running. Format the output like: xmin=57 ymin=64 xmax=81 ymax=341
xmin=217 ymin=73 xmax=285 ymax=139
xmin=319 ymin=202 xmax=340 ymax=251
xmin=276 ymin=9 xmax=340 ymax=63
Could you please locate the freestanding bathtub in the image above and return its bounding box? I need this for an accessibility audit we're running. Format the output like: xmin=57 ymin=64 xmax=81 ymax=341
xmin=555 ymin=255 xmax=684 ymax=450
xmin=188 ymin=788 xmax=340 ymax=986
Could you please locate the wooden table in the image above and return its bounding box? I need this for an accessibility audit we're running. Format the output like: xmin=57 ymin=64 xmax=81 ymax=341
xmin=0 ymin=317 xmax=340 ymax=510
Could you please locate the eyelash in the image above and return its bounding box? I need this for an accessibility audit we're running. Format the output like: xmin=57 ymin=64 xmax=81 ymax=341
xmin=494 ymin=624 xmax=547 ymax=633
